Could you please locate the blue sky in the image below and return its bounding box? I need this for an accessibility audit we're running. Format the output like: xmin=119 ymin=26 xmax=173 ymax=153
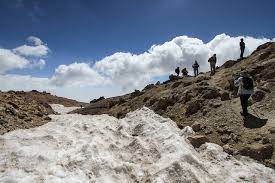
xmin=0 ymin=0 xmax=274 ymax=101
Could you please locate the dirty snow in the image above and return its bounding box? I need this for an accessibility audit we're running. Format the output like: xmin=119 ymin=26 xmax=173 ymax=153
xmin=0 ymin=105 xmax=275 ymax=183
xmin=50 ymin=104 xmax=80 ymax=114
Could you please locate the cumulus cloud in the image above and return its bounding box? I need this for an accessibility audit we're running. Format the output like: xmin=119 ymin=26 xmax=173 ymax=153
xmin=0 ymin=36 xmax=48 ymax=73
xmin=50 ymin=63 xmax=107 ymax=87
xmin=13 ymin=43 xmax=49 ymax=57
xmin=0 ymin=33 xmax=274 ymax=101
xmin=91 ymin=33 xmax=274 ymax=91
xmin=0 ymin=49 xmax=30 ymax=74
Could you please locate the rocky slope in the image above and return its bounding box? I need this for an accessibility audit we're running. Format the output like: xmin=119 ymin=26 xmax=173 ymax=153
xmin=72 ymin=42 xmax=275 ymax=167
xmin=0 ymin=90 xmax=86 ymax=135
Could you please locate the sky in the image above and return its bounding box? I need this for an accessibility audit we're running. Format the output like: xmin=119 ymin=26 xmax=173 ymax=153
xmin=0 ymin=0 xmax=274 ymax=102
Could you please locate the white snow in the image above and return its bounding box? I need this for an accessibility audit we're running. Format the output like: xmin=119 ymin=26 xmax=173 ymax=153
xmin=0 ymin=105 xmax=275 ymax=183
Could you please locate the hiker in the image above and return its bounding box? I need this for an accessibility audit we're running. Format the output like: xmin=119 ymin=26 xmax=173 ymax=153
xmin=234 ymin=70 xmax=254 ymax=117
xmin=175 ymin=67 xmax=180 ymax=76
xmin=192 ymin=61 xmax=199 ymax=77
xmin=182 ymin=68 xmax=188 ymax=76
xmin=208 ymin=54 xmax=217 ymax=75
xmin=240 ymin=38 xmax=245 ymax=59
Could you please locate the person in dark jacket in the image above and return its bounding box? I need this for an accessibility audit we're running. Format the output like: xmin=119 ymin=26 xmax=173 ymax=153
xmin=192 ymin=61 xmax=199 ymax=77
xmin=175 ymin=67 xmax=180 ymax=76
xmin=208 ymin=54 xmax=217 ymax=75
xmin=234 ymin=70 xmax=254 ymax=116
xmin=240 ymin=38 xmax=245 ymax=59
xmin=182 ymin=68 xmax=188 ymax=76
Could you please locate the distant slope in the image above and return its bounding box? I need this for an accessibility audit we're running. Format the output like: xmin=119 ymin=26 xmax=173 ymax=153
xmin=0 ymin=90 xmax=86 ymax=135
xmin=72 ymin=42 xmax=275 ymax=167
xmin=22 ymin=90 xmax=87 ymax=107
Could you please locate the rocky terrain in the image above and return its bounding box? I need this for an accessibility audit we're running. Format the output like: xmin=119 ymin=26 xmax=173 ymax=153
xmin=72 ymin=42 xmax=275 ymax=167
xmin=0 ymin=90 xmax=86 ymax=135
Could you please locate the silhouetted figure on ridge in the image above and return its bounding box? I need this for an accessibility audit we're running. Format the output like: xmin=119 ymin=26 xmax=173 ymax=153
xmin=192 ymin=61 xmax=199 ymax=77
xmin=175 ymin=67 xmax=180 ymax=76
xmin=182 ymin=68 xmax=188 ymax=76
xmin=240 ymin=38 xmax=245 ymax=59
xmin=208 ymin=54 xmax=217 ymax=75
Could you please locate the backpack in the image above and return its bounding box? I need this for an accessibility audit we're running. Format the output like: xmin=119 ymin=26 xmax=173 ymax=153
xmin=242 ymin=76 xmax=254 ymax=90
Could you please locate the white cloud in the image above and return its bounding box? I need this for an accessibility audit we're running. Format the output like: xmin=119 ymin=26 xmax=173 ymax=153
xmin=0 ymin=49 xmax=30 ymax=74
xmin=0 ymin=36 xmax=48 ymax=74
xmin=50 ymin=62 xmax=107 ymax=87
xmin=0 ymin=33 xmax=274 ymax=102
xmin=27 ymin=36 xmax=44 ymax=46
xmin=91 ymin=33 xmax=274 ymax=91
xmin=13 ymin=44 xmax=49 ymax=57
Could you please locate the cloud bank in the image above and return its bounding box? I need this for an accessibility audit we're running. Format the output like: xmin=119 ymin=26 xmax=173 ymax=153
xmin=0 ymin=34 xmax=274 ymax=101
xmin=51 ymin=34 xmax=273 ymax=93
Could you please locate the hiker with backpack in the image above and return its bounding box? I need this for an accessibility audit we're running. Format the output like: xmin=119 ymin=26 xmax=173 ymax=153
xmin=182 ymin=68 xmax=188 ymax=76
xmin=192 ymin=61 xmax=199 ymax=77
xmin=240 ymin=38 xmax=245 ymax=59
xmin=208 ymin=54 xmax=217 ymax=75
xmin=175 ymin=67 xmax=180 ymax=76
xmin=234 ymin=70 xmax=254 ymax=117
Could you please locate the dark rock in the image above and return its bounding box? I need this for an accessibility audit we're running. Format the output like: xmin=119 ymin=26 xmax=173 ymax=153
xmin=144 ymin=84 xmax=155 ymax=90
xmin=187 ymin=135 xmax=209 ymax=148
xmin=130 ymin=90 xmax=144 ymax=98
xmin=221 ymin=134 xmax=231 ymax=144
xmin=202 ymin=89 xmax=220 ymax=99
xmin=261 ymin=137 xmax=270 ymax=144
xmin=171 ymin=81 xmax=182 ymax=89
xmin=223 ymin=145 xmax=234 ymax=155
xmin=185 ymin=100 xmax=202 ymax=116
xmin=239 ymin=144 xmax=273 ymax=160
xmin=221 ymin=60 xmax=239 ymax=69
xmin=252 ymin=90 xmax=266 ymax=102
xmin=191 ymin=122 xmax=201 ymax=132
xmin=220 ymin=91 xmax=230 ymax=101
xmin=90 ymin=96 xmax=105 ymax=103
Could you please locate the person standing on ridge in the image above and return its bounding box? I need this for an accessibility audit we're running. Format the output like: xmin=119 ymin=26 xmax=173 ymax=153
xmin=234 ymin=70 xmax=254 ymax=117
xmin=175 ymin=67 xmax=180 ymax=76
xmin=240 ymin=38 xmax=245 ymax=59
xmin=182 ymin=68 xmax=188 ymax=76
xmin=192 ymin=61 xmax=200 ymax=77
xmin=208 ymin=54 xmax=217 ymax=75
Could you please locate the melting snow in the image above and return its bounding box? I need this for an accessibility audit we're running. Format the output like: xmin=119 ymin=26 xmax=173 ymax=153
xmin=0 ymin=105 xmax=275 ymax=182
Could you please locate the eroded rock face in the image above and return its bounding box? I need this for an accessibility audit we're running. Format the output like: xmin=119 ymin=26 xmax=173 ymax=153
xmin=0 ymin=92 xmax=55 ymax=135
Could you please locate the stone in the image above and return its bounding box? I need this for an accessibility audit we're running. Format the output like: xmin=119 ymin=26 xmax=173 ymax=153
xmin=187 ymin=135 xmax=209 ymax=148
xmin=202 ymin=89 xmax=220 ymax=99
xmin=221 ymin=135 xmax=231 ymax=144
xmin=252 ymin=90 xmax=266 ymax=102
xmin=191 ymin=122 xmax=201 ymax=132
xmin=220 ymin=91 xmax=230 ymax=101
xmin=261 ymin=137 xmax=270 ymax=144
xmin=185 ymin=100 xmax=202 ymax=116
xmin=223 ymin=145 xmax=234 ymax=155
xmin=239 ymin=144 xmax=273 ymax=160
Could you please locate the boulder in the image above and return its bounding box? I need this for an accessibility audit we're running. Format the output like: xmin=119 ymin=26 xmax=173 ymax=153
xmin=239 ymin=144 xmax=273 ymax=160
xmin=202 ymin=89 xmax=220 ymax=99
xmin=185 ymin=100 xmax=202 ymax=116
xmin=252 ymin=90 xmax=266 ymax=102
xmin=187 ymin=135 xmax=209 ymax=148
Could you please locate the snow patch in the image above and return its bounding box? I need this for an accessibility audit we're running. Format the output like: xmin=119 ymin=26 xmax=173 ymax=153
xmin=50 ymin=104 xmax=79 ymax=114
xmin=0 ymin=106 xmax=274 ymax=182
